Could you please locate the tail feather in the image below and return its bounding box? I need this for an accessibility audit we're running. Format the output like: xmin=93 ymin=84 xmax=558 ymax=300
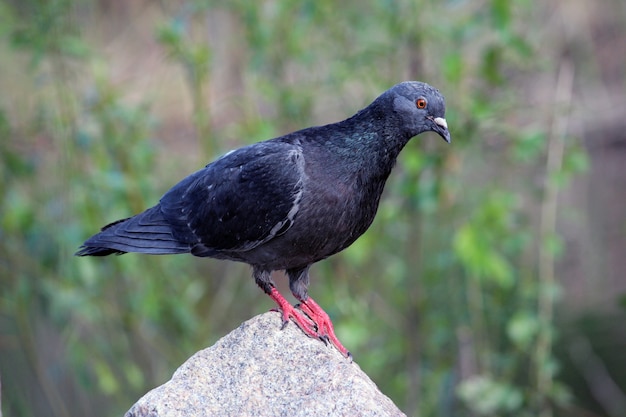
xmin=75 ymin=205 xmax=191 ymax=256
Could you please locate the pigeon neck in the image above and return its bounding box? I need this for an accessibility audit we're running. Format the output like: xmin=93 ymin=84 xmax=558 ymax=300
xmin=340 ymin=102 xmax=413 ymax=160
xmin=309 ymin=106 xmax=410 ymax=193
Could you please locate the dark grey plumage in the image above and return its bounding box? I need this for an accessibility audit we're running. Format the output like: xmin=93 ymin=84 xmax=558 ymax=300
xmin=76 ymin=81 xmax=451 ymax=357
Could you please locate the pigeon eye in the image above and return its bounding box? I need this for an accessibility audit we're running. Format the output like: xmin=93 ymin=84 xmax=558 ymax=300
xmin=416 ymin=98 xmax=427 ymax=109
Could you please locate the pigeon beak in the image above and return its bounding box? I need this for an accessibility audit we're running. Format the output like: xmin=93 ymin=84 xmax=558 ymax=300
xmin=433 ymin=117 xmax=451 ymax=144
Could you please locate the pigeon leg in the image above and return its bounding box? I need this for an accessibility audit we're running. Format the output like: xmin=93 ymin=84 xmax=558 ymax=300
xmin=296 ymin=297 xmax=352 ymax=360
xmin=269 ymin=288 xmax=352 ymax=360
xmin=286 ymin=266 xmax=352 ymax=359
xmin=256 ymin=268 xmax=351 ymax=359
xmin=254 ymin=269 xmax=317 ymax=335
xmin=268 ymin=287 xmax=319 ymax=337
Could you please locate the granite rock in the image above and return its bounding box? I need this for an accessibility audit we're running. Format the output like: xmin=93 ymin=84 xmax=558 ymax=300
xmin=125 ymin=312 xmax=406 ymax=417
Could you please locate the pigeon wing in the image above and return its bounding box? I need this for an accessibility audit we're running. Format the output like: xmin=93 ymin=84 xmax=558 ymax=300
xmin=160 ymin=140 xmax=305 ymax=256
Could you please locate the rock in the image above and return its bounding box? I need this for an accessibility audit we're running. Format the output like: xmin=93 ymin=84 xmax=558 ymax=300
xmin=125 ymin=312 xmax=406 ymax=417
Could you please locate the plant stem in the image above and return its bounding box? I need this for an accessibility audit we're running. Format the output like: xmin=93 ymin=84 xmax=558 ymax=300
xmin=535 ymin=59 xmax=574 ymax=417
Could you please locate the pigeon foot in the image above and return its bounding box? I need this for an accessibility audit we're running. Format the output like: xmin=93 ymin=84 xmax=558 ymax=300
xmin=269 ymin=287 xmax=352 ymax=360
xmin=297 ymin=297 xmax=352 ymax=361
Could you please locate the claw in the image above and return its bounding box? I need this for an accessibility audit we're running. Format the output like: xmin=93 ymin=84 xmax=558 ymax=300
xmin=268 ymin=287 xmax=351 ymax=359
xmin=297 ymin=297 xmax=351 ymax=358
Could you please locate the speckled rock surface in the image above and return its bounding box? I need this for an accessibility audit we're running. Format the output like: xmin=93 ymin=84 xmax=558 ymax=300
xmin=125 ymin=312 xmax=406 ymax=417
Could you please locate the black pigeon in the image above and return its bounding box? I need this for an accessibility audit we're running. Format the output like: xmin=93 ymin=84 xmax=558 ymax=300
xmin=76 ymin=81 xmax=450 ymax=358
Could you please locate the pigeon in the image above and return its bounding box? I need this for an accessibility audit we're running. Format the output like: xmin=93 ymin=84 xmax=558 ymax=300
xmin=76 ymin=81 xmax=450 ymax=359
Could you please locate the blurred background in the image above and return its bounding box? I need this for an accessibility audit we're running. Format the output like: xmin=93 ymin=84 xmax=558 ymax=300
xmin=1 ymin=0 xmax=625 ymax=416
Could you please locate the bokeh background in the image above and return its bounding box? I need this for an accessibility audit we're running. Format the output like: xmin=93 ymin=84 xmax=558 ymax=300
xmin=1 ymin=1 xmax=625 ymax=416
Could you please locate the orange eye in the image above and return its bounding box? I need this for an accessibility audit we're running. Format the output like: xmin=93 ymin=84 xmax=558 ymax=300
xmin=416 ymin=98 xmax=427 ymax=109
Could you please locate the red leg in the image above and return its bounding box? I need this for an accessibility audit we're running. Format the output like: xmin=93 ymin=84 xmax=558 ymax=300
xmin=268 ymin=288 xmax=352 ymax=360
xmin=297 ymin=297 xmax=351 ymax=360
xmin=268 ymin=287 xmax=318 ymax=337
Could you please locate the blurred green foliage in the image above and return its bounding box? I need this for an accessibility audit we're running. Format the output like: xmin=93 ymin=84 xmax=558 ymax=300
xmin=0 ymin=1 xmax=604 ymax=416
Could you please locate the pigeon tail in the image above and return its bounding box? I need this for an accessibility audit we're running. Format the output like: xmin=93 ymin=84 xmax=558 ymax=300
xmin=75 ymin=205 xmax=191 ymax=256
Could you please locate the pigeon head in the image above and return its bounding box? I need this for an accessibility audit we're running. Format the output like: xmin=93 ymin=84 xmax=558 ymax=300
xmin=383 ymin=81 xmax=451 ymax=144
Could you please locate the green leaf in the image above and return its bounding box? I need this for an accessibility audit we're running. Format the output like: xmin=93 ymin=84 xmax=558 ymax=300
xmin=491 ymin=0 xmax=511 ymax=30
xmin=482 ymin=45 xmax=504 ymax=85
xmin=94 ymin=360 xmax=119 ymax=395
xmin=458 ymin=375 xmax=523 ymax=415
xmin=453 ymin=222 xmax=514 ymax=288
xmin=563 ymin=144 xmax=589 ymax=174
xmin=443 ymin=52 xmax=463 ymax=84
xmin=483 ymin=253 xmax=514 ymax=288
xmin=507 ymin=312 xmax=539 ymax=348
xmin=512 ymin=130 xmax=546 ymax=163
xmin=543 ymin=233 xmax=564 ymax=258
xmin=59 ymin=35 xmax=90 ymax=58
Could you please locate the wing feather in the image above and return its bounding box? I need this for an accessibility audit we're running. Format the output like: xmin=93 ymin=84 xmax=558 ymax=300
xmin=160 ymin=140 xmax=304 ymax=254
